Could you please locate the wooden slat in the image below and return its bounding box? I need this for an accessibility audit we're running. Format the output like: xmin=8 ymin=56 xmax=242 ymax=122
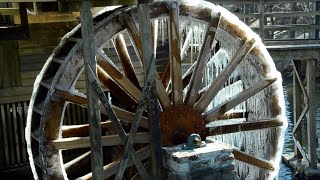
xmin=115 ymin=34 xmax=141 ymax=89
xmin=204 ymin=78 xmax=277 ymax=122
xmin=17 ymin=102 xmax=27 ymax=163
xmin=12 ymin=103 xmax=21 ymax=165
xmin=96 ymin=54 xmax=142 ymax=102
xmin=185 ymin=12 xmax=221 ymax=106
xmin=232 ymin=149 xmax=274 ymax=170
xmin=1 ymin=105 xmax=10 ymax=166
xmin=195 ymin=38 xmax=256 ymax=112
xmin=218 ymin=111 xmax=248 ymax=120
xmin=208 ymin=118 xmax=283 ymax=135
xmin=6 ymin=104 xmax=15 ymax=166
xmin=51 ymin=132 xmax=150 ymax=150
xmin=292 ymin=136 xmax=309 ymax=163
xmin=80 ymin=145 xmax=150 ymax=180
xmin=292 ymin=105 xmax=308 ymax=134
xmin=0 ymin=8 xmax=19 ymax=15
xmin=168 ymin=2 xmax=183 ymax=105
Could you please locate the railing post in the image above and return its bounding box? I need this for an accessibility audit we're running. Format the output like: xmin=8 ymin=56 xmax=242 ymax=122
xmin=293 ymin=60 xmax=303 ymax=159
xmin=306 ymin=59 xmax=317 ymax=168
xmin=259 ymin=0 xmax=265 ymax=42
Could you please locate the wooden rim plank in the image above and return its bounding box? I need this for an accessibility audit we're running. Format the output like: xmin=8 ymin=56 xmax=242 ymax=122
xmin=204 ymin=78 xmax=277 ymax=122
xmin=168 ymin=2 xmax=183 ymax=105
xmin=50 ymin=132 xmax=150 ymax=150
xmin=184 ymin=12 xmax=221 ymax=106
xmin=195 ymin=38 xmax=256 ymax=112
xmin=114 ymin=34 xmax=141 ymax=89
xmin=232 ymin=149 xmax=275 ymax=170
xmin=207 ymin=118 xmax=283 ymax=135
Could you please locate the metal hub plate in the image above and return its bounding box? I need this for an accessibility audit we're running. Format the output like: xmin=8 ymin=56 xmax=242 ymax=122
xmin=159 ymin=105 xmax=206 ymax=146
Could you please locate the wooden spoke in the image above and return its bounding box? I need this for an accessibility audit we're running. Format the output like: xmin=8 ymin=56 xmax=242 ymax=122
xmin=232 ymin=149 xmax=275 ymax=170
xmin=96 ymin=53 xmax=142 ymax=102
xmin=50 ymin=132 xmax=150 ymax=150
xmin=62 ymin=121 xmax=112 ymax=138
xmin=97 ymin=67 xmax=138 ymax=112
xmin=123 ymin=13 xmax=171 ymax=110
xmin=207 ymin=118 xmax=284 ymax=135
xmin=184 ymin=13 xmax=221 ymax=106
xmin=156 ymin=73 xmax=171 ymax=110
xmin=218 ymin=111 xmax=249 ymax=120
xmin=114 ymin=34 xmax=141 ymax=89
xmin=80 ymin=145 xmax=150 ymax=180
xmin=122 ymin=13 xmax=143 ymax=61
xmin=152 ymin=19 xmax=159 ymax=57
xmin=168 ymin=2 xmax=183 ymax=105
xmin=204 ymin=78 xmax=277 ymax=122
xmin=64 ymin=151 xmax=91 ymax=175
xmin=161 ymin=61 xmax=170 ymax=87
xmin=54 ymin=89 xmax=149 ymax=128
xmin=195 ymin=38 xmax=257 ymax=112
xmin=180 ymin=27 xmax=193 ymax=60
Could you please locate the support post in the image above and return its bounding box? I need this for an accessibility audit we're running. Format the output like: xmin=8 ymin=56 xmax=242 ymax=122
xmin=306 ymin=59 xmax=317 ymax=168
xmin=293 ymin=60 xmax=303 ymax=159
xmin=259 ymin=0 xmax=265 ymax=42
xmin=138 ymin=0 xmax=162 ymax=179
xmin=81 ymin=0 xmax=103 ymax=179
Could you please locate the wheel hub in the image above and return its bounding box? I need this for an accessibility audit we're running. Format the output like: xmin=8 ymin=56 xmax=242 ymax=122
xmin=159 ymin=105 xmax=206 ymax=146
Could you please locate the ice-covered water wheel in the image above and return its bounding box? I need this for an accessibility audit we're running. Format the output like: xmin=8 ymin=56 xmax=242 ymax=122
xmin=26 ymin=0 xmax=287 ymax=179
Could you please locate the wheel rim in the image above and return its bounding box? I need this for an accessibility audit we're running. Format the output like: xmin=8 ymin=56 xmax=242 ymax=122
xmin=26 ymin=1 xmax=287 ymax=179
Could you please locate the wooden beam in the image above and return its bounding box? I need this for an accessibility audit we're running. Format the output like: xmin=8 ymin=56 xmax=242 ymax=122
xmin=0 ymin=8 xmax=19 ymax=15
xmin=292 ymin=60 xmax=303 ymax=159
xmin=81 ymin=0 xmax=103 ymax=178
xmin=204 ymin=78 xmax=277 ymax=122
xmin=62 ymin=121 xmax=112 ymax=138
xmin=64 ymin=151 xmax=91 ymax=175
xmin=207 ymin=118 xmax=283 ymax=135
xmin=306 ymin=59 xmax=317 ymax=168
xmin=232 ymin=149 xmax=274 ymax=170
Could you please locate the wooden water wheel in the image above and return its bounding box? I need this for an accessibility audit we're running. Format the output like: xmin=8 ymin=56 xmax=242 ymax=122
xmin=26 ymin=0 xmax=287 ymax=179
